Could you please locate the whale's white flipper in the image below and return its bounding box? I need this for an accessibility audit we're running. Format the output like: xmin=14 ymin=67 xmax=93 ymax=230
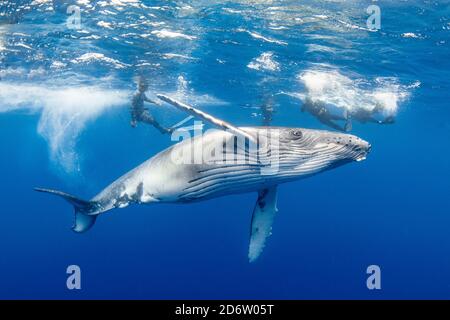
xmin=157 ymin=94 xmax=256 ymax=143
xmin=34 ymin=188 xmax=98 ymax=233
xmin=248 ymin=186 xmax=278 ymax=262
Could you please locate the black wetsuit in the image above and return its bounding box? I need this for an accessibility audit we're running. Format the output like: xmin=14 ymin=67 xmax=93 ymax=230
xmin=261 ymin=98 xmax=274 ymax=126
xmin=302 ymin=100 xmax=350 ymax=132
xmin=131 ymin=91 xmax=171 ymax=134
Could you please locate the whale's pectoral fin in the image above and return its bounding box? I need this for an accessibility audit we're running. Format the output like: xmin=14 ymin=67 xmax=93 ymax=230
xmin=34 ymin=187 xmax=98 ymax=233
xmin=157 ymin=94 xmax=256 ymax=143
xmin=248 ymin=186 xmax=278 ymax=263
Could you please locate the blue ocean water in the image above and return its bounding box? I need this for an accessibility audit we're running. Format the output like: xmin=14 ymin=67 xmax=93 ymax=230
xmin=0 ymin=0 xmax=449 ymax=299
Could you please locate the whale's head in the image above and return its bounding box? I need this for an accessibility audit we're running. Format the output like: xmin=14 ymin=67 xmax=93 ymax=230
xmin=274 ymin=128 xmax=371 ymax=175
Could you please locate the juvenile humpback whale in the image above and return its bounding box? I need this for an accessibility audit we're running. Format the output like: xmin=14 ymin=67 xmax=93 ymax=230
xmin=36 ymin=95 xmax=371 ymax=262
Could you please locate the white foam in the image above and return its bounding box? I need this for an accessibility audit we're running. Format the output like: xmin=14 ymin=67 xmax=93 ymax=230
xmin=238 ymin=29 xmax=287 ymax=46
xmin=163 ymin=53 xmax=196 ymax=60
xmin=0 ymin=67 xmax=26 ymax=78
xmin=108 ymin=0 xmax=140 ymax=8
xmin=222 ymin=8 xmax=242 ymax=14
xmin=0 ymin=83 xmax=129 ymax=173
xmin=313 ymin=14 xmax=329 ymax=20
xmin=114 ymin=0 xmax=139 ymax=4
xmin=50 ymin=61 xmax=67 ymax=69
xmin=336 ymin=19 xmax=376 ymax=33
xmin=97 ymin=21 xmax=114 ymax=30
xmin=151 ymin=29 xmax=197 ymax=40
xmin=0 ymin=26 xmax=6 ymax=52
xmin=71 ymin=52 xmax=129 ymax=69
xmin=15 ymin=43 xmax=33 ymax=50
xmin=306 ymin=44 xmax=336 ymax=53
xmin=99 ymin=9 xmax=118 ymax=15
xmin=28 ymin=67 xmax=46 ymax=78
xmin=247 ymin=52 xmax=280 ymax=72
xmin=407 ymin=80 xmax=421 ymax=89
xmin=401 ymin=32 xmax=420 ymax=39
xmin=80 ymin=34 xmax=101 ymax=40
xmin=30 ymin=0 xmax=52 ymax=4
xmin=177 ymin=5 xmax=197 ymax=18
xmin=77 ymin=0 xmax=91 ymax=5
xmin=98 ymin=1 xmax=109 ymax=7
xmin=298 ymin=69 xmax=413 ymax=117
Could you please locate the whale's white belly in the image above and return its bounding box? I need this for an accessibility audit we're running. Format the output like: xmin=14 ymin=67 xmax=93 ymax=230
xmin=135 ymin=129 xmax=277 ymax=203
xmin=140 ymin=149 xmax=268 ymax=203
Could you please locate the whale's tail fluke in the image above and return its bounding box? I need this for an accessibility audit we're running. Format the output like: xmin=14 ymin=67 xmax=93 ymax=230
xmin=34 ymin=188 xmax=98 ymax=233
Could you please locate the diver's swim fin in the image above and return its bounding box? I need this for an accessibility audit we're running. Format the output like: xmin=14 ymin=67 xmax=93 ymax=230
xmin=34 ymin=187 xmax=98 ymax=233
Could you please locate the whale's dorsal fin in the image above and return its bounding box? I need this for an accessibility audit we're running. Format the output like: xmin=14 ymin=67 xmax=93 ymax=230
xmin=157 ymin=94 xmax=256 ymax=143
xmin=248 ymin=186 xmax=278 ymax=262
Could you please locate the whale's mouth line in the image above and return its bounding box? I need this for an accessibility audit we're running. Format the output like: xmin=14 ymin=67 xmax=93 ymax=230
xmin=351 ymin=141 xmax=371 ymax=162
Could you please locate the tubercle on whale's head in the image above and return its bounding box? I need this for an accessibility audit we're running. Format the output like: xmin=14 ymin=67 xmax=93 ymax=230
xmin=277 ymin=128 xmax=371 ymax=172
xmin=317 ymin=130 xmax=371 ymax=162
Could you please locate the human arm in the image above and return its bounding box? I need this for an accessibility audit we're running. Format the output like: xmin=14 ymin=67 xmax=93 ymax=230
xmin=143 ymin=94 xmax=163 ymax=106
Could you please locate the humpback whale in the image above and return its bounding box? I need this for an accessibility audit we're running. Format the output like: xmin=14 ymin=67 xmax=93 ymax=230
xmin=36 ymin=95 xmax=371 ymax=262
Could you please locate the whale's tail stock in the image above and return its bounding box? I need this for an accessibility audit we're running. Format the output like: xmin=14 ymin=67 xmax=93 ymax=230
xmin=34 ymin=188 xmax=99 ymax=233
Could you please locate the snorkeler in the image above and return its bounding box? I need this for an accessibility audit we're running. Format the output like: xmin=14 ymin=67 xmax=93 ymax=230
xmin=301 ymin=98 xmax=352 ymax=132
xmin=348 ymin=105 xmax=395 ymax=126
xmin=130 ymin=77 xmax=173 ymax=134
xmin=301 ymin=98 xmax=395 ymax=132
xmin=261 ymin=96 xmax=275 ymax=126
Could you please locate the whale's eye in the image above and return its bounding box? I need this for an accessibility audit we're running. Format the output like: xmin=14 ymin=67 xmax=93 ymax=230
xmin=290 ymin=130 xmax=303 ymax=139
